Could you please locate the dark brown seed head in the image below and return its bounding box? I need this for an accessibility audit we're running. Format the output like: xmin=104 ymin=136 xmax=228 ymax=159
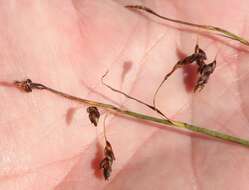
xmin=14 ymin=79 xmax=33 ymax=92
xmin=87 ymin=106 xmax=100 ymax=127
xmin=99 ymin=140 xmax=115 ymax=180
xmin=195 ymin=60 xmax=216 ymax=92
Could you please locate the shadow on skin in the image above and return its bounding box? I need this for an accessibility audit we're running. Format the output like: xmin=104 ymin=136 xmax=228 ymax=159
xmin=0 ymin=81 xmax=17 ymax=88
xmin=66 ymin=107 xmax=78 ymax=126
xmin=183 ymin=64 xmax=198 ymax=92
xmin=91 ymin=141 xmax=104 ymax=179
xmin=121 ymin=60 xmax=133 ymax=82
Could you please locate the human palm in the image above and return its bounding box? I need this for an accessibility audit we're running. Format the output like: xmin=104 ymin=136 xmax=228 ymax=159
xmin=1 ymin=0 xmax=249 ymax=189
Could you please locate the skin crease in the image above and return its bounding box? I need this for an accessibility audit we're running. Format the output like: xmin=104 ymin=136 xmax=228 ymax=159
xmin=0 ymin=0 xmax=249 ymax=189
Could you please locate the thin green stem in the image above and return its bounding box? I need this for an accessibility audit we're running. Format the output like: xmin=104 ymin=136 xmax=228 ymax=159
xmin=125 ymin=5 xmax=249 ymax=46
xmin=15 ymin=79 xmax=249 ymax=148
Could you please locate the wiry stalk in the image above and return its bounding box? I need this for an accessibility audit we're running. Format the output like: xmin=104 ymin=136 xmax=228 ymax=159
xmin=125 ymin=5 xmax=249 ymax=46
xmin=15 ymin=79 xmax=249 ymax=148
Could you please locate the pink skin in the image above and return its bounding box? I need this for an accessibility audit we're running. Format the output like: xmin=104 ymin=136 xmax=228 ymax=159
xmin=0 ymin=0 xmax=249 ymax=189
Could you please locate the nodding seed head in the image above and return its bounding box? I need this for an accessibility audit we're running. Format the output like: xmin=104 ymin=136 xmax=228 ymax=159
xmin=100 ymin=140 xmax=115 ymax=180
xmin=14 ymin=79 xmax=33 ymax=92
xmin=87 ymin=106 xmax=100 ymax=127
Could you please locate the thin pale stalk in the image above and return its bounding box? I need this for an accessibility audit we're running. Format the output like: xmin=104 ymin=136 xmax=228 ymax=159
xmin=125 ymin=5 xmax=249 ymax=46
xmin=15 ymin=80 xmax=249 ymax=148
